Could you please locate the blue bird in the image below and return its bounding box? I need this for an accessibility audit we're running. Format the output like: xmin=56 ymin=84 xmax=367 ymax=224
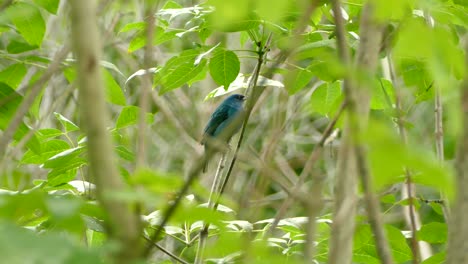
xmin=201 ymin=94 xmax=246 ymax=172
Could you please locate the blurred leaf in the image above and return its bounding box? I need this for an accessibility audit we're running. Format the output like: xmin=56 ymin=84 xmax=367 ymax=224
xmin=103 ymin=69 xmax=126 ymax=105
xmin=115 ymin=105 xmax=153 ymax=129
xmin=33 ymin=0 xmax=60 ymax=14
xmin=310 ymin=81 xmax=342 ymax=115
xmin=6 ymin=2 xmax=45 ymax=46
xmin=21 ymin=139 xmax=70 ymax=164
xmin=370 ymin=79 xmax=394 ymax=110
xmin=0 ymin=221 xmax=104 ymax=263
xmin=157 ymin=49 xmax=208 ymax=94
xmin=0 ymin=63 xmax=27 ymax=89
xmin=417 ymin=222 xmax=447 ymax=243
xmin=206 ymin=74 xmax=284 ymax=99
xmin=0 ymin=82 xmax=41 ymax=153
xmin=255 ymin=0 xmax=290 ymax=22
xmin=421 ymin=251 xmax=446 ymax=264
xmin=54 ymin=112 xmax=79 ymax=132
xmin=115 ymin=145 xmax=135 ymax=161
xmin=207 ymin=0 xmax=259 ymax=32
xmin=373 ymin=0 xmax=416 ymax=21
xmin=209 ymin=49 xmax=240 ymax=89
xmin=118 ymin=21 xmax=145 ymax=33
xmin=128 ymin=26 xmax=179 ymax=53
xmin=43 ymin=146 xmax=85 ymax=169
xmin=6 ymin=39 xmax=38 ymax=54
xmin=286 ymin=68 xmax=314 ymax=95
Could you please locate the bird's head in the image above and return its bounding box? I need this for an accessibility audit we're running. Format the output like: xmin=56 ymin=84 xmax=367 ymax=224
xmin=226 ymin=94 xmax=246 ymax=102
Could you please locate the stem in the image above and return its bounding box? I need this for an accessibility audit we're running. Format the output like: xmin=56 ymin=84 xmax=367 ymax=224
xmin=69 ymin=1 xmax=141 ymax=261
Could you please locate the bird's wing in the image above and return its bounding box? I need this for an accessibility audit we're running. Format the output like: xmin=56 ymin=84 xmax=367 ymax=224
xmin=203 ymin=106 xmax=229 ymax=137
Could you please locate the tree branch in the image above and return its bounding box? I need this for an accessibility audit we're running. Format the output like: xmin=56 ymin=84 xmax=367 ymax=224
xmin=69 ymin=1 xmax=141 ymax=261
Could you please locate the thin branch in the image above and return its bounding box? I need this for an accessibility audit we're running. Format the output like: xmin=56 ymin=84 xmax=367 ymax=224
xmin=143 ymin=235 xmax=190 ymax=264
xmin=195 ymin=154 xmax=228 ymax=264
xmin=352 ymin=3 xmax=393 ymax=264
xmin=386 ymin=54 xmax=426 ymax=263
xmin=136 ymin=3 xmax=157 ymax=168
xmin=269 ymin=101 xmax=346 ymax=232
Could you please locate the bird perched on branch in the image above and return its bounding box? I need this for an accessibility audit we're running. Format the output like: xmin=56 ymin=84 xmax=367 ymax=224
xmin=201 ymin=94 xmax=246 ymax=172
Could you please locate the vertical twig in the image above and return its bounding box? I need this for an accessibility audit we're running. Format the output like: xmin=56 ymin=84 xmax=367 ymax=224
xmin=386 ymin=54 xmax=431 ymax=262
xmin=136 ymin=2 xmax=157 ymax=168
xmin=195 ymin=154 xmax=227 ymax=264
xmin=329 ymin=1 xmax=393 ymax=264
xmin=69 ymin=1 xmax=141 ymax=261
xmin=423 ymin=10 xmax=450 ymax=221
xmin=328 ymin=1 xmax=358 ymax=263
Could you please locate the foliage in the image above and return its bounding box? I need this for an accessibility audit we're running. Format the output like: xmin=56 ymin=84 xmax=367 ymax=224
xmin=0 ymin=0 xmax=465 ymax=263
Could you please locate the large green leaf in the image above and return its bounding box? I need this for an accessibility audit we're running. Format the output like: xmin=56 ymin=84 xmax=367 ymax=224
xmin=209 ymin=49 xmax=240 ymax=89
xmin=0 ymin=221 xmax=103 ymax=263
xmin=310 ymin=81 xmax=342 ymax=115
xmin=157 ymin=49 xmax=207 ymax=94
xmin=33 ymin=0 xmax=60 ymax=14
xmin=0 ymin=63 xmax=27 ymax=89
xmin=0 ymin=82 xmax=40 ymax=153
xmin=7 ymin=2 xmax=45 ymax=46
xmin=115 ymin=105 xmax=153 ymax=129
xmin=417 ymin=222 xmax=447 ymax=244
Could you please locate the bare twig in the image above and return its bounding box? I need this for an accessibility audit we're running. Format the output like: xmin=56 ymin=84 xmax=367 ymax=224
xmin=270 ymin=101 xmax=346 ymax=232
xmin=386 ymin=54 xmax=429 ymax=262
xmin=136 ymin=3 xmax=157 ymax=168
xmin=329 ymin=1 xmax=393 ymax=264
xmin=195 ymin=154 xmax=228 ymax=264
xmin=143 ymin=235 xmax=190 ymax=264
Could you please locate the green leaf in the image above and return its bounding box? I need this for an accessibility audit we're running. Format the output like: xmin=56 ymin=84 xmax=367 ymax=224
xmin=370 ymin=78 xmax=394 ymax=110
xmin=7 ymin=2 xmax=45 ymax=46
xmin=115 ymin=105 xmax=153 ymax=129
xmin=103 ymin=69 xmax=126 ymax=105
xmin=255 ymin=0 xmax=291 ymax=22
xmin=0 ymin=222 xmax=103 ymax=263
xmin=21 ymin=139 xmax=70 ymax=164
xmin=286 ymin=68 xmax=314 ymax=95
xmin=353 ymin=224 xmax=412 ymax=263
xmin=6 ymin=39 xmax=38 ymax=54
xmin=373 ymin=0 xmax=416 ymax=21
xmin=43 ymin=146 xmax=85 ymax=169
xmin=36 ymin=128 xmax=63 ymax=140
xmin=33 ymin=0 xmax=60 ymax=14
xmin=128 ymin=26 xmax=179 ymax=53
xmin=310 ymin=81 xmax=342 ymax=115
xmin=64 ymin=67 xmax=126 ymax=105
xmin=54 ymin=112 xmax=79 ymax=132
xmin=417 ymin=222 xmax=447 ymax=243
xmin=421 ymin=251 xmax=446 ymax=264
xmin=209 ymin=49 xmax=240 ymax=89
xmin=0 ymin=82 xmax=40 ymax=153
xmin=115 ymin=145 xmax=135 ymax=162
xmin=118 ymin=21 xmax=145 ymax=33
xmin=157 ymin=49 xmax=208 ymax=94
xmin=0 ymin=63 xmax=27 ymax=89
xmin=207 ymin=0 xmax=260 ymax=32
